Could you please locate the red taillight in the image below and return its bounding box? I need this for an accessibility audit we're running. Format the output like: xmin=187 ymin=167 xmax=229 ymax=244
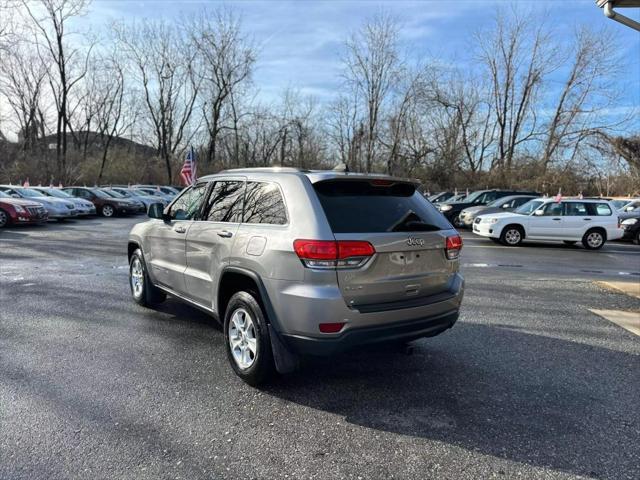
xmin=293 ymin=240 xmax=338 ymax=260
xmin=319 ymin=322 xmax=346 ymax=333
xmin=445 ymin=234 xmax=463 ymax=260
xmin=293 ymin=239 xmax=375 ymax=269
xmin=337 ymin=241 xmax=376 ymax=258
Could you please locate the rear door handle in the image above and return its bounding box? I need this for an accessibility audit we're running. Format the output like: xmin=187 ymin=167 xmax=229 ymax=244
xmin=217 ymin=230 xmax=233 ymax=238
xmin=583 ymin=218 xmax=592 ymax=221
xmin=552 ymin=218 xmax=561 ymax=221
xmin=174 ymin=225 xmax=187 ymax=233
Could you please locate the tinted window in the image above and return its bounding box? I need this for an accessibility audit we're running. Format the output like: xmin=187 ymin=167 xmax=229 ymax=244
xmin=564 ymin=202 xmax=588 ymax=216
xmin=542 ymin=202 xmax=563 ymax=216
xmin=169 ymin=184 xmax=207 ymax=220
xmin=594 ymin=203 xmax=612 ymax=216
xmin=75 ymin=189 xmax=93 ymax=199
xmin=313 ymin=180 xmax=450 ymax=233
xmin=512 ymin=197 xmax=533 ymax=208
xmin=205 ymin=181 xmax=244 ymax=223
xmin=243 ymin=182 xmax=287 ymax=225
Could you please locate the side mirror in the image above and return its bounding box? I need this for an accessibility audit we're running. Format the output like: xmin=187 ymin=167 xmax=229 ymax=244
xmin=502 ymin=203 xmax=510 ymax=209
xmin=534 ymin=209 xmax=544 ymax=216
xmin=11 ymin=193 xmax=20 ymax=198
xmin=148 ymin=202 xmax=165 ymax=220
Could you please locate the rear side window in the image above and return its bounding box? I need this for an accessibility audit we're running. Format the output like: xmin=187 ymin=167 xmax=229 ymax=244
xmin=593 ymin=203 xmax=612 ymax=216
xmin=243 ymin=182 xmax=287 ymax=225
xmin=313 ymin=180 xmax=451 ymax=233
xmin=564 ymin=202 xmax=588 ymax=216
xmin=205 ymin=181 xmax=244 ymax=223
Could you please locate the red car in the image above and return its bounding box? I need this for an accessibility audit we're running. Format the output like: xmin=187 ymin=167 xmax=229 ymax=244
xmin=0 ymin=190 xmax=49 ymax=228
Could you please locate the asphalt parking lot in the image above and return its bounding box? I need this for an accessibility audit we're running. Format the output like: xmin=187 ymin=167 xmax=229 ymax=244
xmin=1 ymin=217 xmax=639 ymax=480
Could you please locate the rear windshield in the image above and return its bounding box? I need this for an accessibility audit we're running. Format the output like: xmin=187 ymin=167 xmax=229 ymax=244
xmin=313 ymin=180 xmax=451 ymax=233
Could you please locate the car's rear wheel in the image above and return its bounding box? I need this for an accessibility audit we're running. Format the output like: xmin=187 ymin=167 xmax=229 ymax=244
xmin=635 ymin=230 xmax=640 ymax=246
xmin=0 ymin=208 xmax=9 ymax=228
xmin=129 ymin=249 xmax=166 ymax=306
xmin=500 ymin=225 xmax=523 ymax=246
xmin=101 ymin=204 xmax=115 ymax=217
xmin=563 ymin=241 xmax=577 ymax=245
xmin=582 ymin=229 xmax=606 ymax=250
xmin=224 ymin=291 xmax=275 ymax=387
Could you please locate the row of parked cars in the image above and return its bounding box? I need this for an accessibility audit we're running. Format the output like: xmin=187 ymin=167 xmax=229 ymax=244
xmin=0 ymin=184 xmax=182 ymax=228
xmin=427 ymin=189 xmax=640 ymax=248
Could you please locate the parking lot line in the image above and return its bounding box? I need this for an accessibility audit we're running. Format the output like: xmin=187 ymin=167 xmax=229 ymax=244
xmin=590 ymin=309 xmax=640 ymax=337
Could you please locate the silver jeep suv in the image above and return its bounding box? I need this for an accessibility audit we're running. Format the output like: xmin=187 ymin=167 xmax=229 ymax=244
xmin=128 ymin=168 xmax=464 ymax=385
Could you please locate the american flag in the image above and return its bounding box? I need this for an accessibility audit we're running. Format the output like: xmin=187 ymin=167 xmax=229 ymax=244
xmin=180 ymin=147 xmax=197 ymax=186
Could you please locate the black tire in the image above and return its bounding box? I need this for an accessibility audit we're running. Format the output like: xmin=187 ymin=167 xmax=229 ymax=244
xmin=129 ymin=248 xmax=166 ymax=306
xmin=451 ymin=213 xmax=462 ymax=228
xmin=101 ymin=204 xmax=115 ymax=217
xmin=635 ymin=230 xmax=640 ymax=246
xmin=224 ymin=291 xmax=275 ymax=387
xmin=500 ymin=225 xmax=524 ymax=246
xmin=0 ymin=208 xmax=10 ymax=228
xmin=582 ymin=229 xmax=606 ymax=250
xmin=563 ymin=241 xmax=577 ymax=245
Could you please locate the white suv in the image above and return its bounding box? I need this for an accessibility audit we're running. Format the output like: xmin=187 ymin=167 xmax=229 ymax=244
xmin=473 ymin=198 xmax=624 ymax=249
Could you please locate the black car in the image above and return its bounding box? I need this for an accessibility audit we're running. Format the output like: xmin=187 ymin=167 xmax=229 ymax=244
xmin=437 ymin=189 xmax=539 ymax=227
xmin=621 ymin=213 xmax=640 ymax=244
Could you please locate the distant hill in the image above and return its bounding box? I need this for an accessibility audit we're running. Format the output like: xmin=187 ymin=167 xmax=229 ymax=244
xmin=39 ymin=131 xmax=157 ymax=157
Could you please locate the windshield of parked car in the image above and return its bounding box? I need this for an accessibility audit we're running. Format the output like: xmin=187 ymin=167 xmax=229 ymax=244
xmin=42 ymin=188 xmax=73 ymax=198
xmin=113 ymin=189 xmax=133 ymax=197
xmin=314 ymin=180 xmax=451 ymax=233
xmin=487 ymin=196 xmax=514 ymax=207
xmin=102 ymin=189 xmax=126 ymax=198
xmin=612 ymin=200 xmax=628 ymax=210
xmin=91 ymin=189 xmax=111 ymax=199
xmin=0 ymin=191 xmax=10 ymax=198
xmin=462 ymin=191 xmax=485 ymax=203
xmin=19 ymin=188 xmax=46 ymax=197
xmin=515 ymin=199 xmax=544 ymax=215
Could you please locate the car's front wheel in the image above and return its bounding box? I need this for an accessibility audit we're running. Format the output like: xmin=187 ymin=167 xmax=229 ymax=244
xmin=582 ymin=229 xmax=606 ymax=250
xmin=224 ymin=291 xmax=275 ymax=387
xmin=500 ymin=225 xmax=524 ymax=246
xmin=635 ymin=230 xmax=640 ymax=246
xmin=129 ymin=249 xmax=166 ymax=306
xmin=101 ymin=204 xmax=115 ymax=217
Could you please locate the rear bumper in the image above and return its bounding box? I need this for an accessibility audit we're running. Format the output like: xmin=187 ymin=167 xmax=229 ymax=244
xmin=281 ymin=309 xmax=458 ymax=356
xmin=266 ymin=273 xmax=464 ymax=356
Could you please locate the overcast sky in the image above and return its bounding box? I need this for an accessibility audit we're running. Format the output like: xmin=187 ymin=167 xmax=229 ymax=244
xmin=86 ymin=0 xmax=639 ymax=111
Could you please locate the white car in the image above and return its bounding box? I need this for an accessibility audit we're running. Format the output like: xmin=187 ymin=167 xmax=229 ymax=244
xmin=473 ymin=198 xmax=624 ymax=250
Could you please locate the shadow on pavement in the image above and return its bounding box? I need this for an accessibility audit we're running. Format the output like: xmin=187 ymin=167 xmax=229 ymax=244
xmin=263 ymin=322 xmax=639 ymax=478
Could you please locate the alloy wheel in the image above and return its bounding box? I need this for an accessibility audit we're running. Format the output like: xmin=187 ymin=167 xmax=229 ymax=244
xmin=130 ymin=257 xmax=144 ymax=298
xmin=103 ymin=205 xmax=114 ymax=217
xmin=586 ymin=232 xmax=603 ymax=248
xmin=505 ymin=229 xmax=521 ymax=245
xmin=228 ymin=308 xmax=257 ymax=370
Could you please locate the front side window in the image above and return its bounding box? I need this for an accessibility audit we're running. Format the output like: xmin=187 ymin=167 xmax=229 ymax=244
xmin=564 ymin=202 xmax=588 ymax=216
xmin=169 ymin=184 xmax=207 ymax=220
xmin=542 ymin=202 xmax=563 ymax=216
xmin=243 ymin=182 xmax=287 ymax=225
xmin=205 ymin=181 xmax=244 ymax=223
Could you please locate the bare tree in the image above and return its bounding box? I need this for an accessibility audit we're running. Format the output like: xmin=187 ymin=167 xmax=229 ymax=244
xmin=540 ymin=27 xmax=625 ymax=172
xmin=476 ymin=9 xmax=557 ymax=173
xmin=114 ymin=19 xmax=201 ymax=182
xmin=187 ymin=8 xmax=255 ymax=166
xmin=20 ymin=0 xmax=93 ymax=180
xmin=343 ymin=13 xmax=401 ymax=172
